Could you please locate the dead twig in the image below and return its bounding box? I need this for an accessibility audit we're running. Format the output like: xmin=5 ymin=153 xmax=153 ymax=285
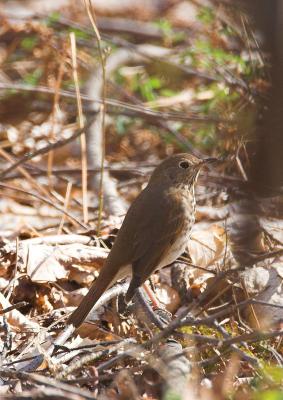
xmin=0 ymin=301 xmax=28 ymax=315
xmin=0 ymin=82 xmax=228 ymax=124
xmin=0 ymin=369 xmax=95 ymax=400
xmin=70 ymin=32 xmax=89 ymax=224
xmin=0 ymin=183 xmax=88 ymax=230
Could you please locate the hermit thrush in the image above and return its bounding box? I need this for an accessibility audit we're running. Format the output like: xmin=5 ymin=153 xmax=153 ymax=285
xmin=68 ymin=153 xmax=214 ymax=329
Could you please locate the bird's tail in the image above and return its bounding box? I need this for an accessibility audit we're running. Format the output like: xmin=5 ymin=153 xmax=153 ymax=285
xmin=67 ymin=262 xmax=121 ymax=329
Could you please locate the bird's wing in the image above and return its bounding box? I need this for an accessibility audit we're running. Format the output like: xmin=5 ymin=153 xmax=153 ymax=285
xmin=125 ymin=184 xmax=187 ymax=301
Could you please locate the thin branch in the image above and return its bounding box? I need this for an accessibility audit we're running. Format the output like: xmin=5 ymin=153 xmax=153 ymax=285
xmin=0 ymin=369 xmax=95 ymax=400
xmin=0 ymin=301 xmax=28 ymax=315
xmin=0 ymin=183 xmax=88 ymax=230
xmin=0 ymin=82 xmax=227 ymax=123
xmin=56 ymin=339 xmax=132 ymax=379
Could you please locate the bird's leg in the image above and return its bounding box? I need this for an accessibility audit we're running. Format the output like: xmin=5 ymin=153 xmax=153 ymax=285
xmin=142 ymin=281 xmax=163 ymax=310
xmin=142 ymin=280 xmax=172 ymax=325
xmin=133 ymin=288 xmax=168 ymax=329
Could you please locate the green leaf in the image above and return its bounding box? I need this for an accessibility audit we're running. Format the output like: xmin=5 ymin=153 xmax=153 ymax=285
xmin=23 ymin=68 xmax=43 ymax=86
xmin=160 ymin=89 xmax=177 ymax=97
xmin=149 ymin=77 xmax=162 ymax=89
xmin=116 ymin=116 xmax=132 ymax=135
xmin=46 ymin=11 xmax=60 ymax=24
xmin=21 ymin=37 xmax=38 ymax=50
xmin=255 ymin=390 xmax=283 ymax=400
xmin=197 ymin=7 xmax=214 ymax=25
xmin=263 ymin=365 xmax=283 ymax=384
xmin=154 ymin=19 xmax=173 ymax=35
xmin=67 ymin=28 xmax=90 ymax=40
xmin=163 ymin=389 xmax=182 ymax=400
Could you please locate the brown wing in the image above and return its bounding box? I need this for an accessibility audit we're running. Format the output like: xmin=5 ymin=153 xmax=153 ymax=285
xmin=68 ymin=182 xmax=187 ymax=327
xmin=124 ymin=184 xmax=186 ymax=301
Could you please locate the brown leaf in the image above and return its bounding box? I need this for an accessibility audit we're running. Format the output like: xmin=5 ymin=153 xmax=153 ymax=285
xmin=188 ymin=224 xmax=226 ymax=267
xmin=20 ymin=243 xmax=108 ymax=283
xmin=155 ymin=283 xmax=181 ymax=313
xmin=260 ymin=217 xmax=283 ymax=244
xmin=24 ymin=244 xmax=69 ymax=282
xmin=0 ymin=292 xmax=39 ymax=331
xmin=242 ymin=262 xmax=283 ymax=328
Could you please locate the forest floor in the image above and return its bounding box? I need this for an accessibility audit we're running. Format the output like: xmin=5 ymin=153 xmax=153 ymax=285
xmin=0 ymin=1 xmax=283 ymax=399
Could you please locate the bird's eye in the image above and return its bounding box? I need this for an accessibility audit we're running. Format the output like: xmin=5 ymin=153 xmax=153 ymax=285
xmin=179 ymin=160 xmax=190 ymax=169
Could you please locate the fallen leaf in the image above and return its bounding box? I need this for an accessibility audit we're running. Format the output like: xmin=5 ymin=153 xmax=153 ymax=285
xmin=260 ymin=217 xmax=283 ymax=244
xmin=24 ymin=244 xmax=69 ymax=282
xmin=188 ymin=224 xmax=226 ymax=267
xmin=62 ymin=287 xmax=89 ymax=307
xmin=69 ymin=265 xmax=99 ymax=285
xmin=240 ymin=266 xmax=270 ymax=294
xmin=19 ymin=243 xmax=108 ymax=283
xmin=0 ymin=292 xmax=39 ymax=331
xmin=155 ymin=283 xmax=181 ymax=313
xmin=241 ymin=263 xmax=283 ymax=328
xmin=272 ymin=260 xmax=283 ymax=279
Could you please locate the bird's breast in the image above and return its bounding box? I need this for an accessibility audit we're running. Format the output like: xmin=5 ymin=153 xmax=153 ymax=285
xmin=170 ymin=185 xmax=196 ymax=227
xmin=158 ymin=188 xmax=196 ymax=269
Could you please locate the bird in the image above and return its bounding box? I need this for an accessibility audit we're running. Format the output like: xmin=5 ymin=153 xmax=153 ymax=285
xmin=67 ymin=153 xmax=215 ymax=330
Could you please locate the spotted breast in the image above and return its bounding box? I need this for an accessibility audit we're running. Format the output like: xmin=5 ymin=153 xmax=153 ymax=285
xmin=156 ymin=186 xmax=196 ymax=271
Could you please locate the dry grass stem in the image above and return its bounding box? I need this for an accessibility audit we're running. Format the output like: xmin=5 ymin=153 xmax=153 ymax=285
xmin=48 ymin=59 xmax=65 ymax=186
xmin=70 ymin=31 xmax=89 ymax=224
xmin=57 ymin=181 xmax=73 ymax=235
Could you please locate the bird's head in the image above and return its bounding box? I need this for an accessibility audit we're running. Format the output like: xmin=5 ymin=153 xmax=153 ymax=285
xmin=149 ymin=153 xmax=216 ymax=188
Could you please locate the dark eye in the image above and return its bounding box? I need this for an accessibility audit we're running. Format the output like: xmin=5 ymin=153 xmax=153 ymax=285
xmin=179 ymin=160 xmax=190 ymax=169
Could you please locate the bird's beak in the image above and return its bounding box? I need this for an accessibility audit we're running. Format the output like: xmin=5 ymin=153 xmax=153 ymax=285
xmin=201 ymin=157 xmax=218 ymax=165
xmin=195 ymin=157 xmax=218 ymax=170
